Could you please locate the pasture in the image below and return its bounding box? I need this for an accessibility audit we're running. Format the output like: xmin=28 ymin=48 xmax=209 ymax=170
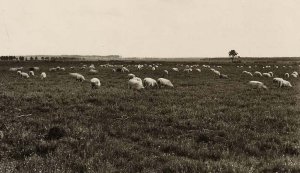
xmin=0 ymin=60 xmax=299 ymax=172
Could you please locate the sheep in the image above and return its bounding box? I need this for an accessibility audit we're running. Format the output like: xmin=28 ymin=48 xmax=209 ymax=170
xmin=254 ymin=71 xmax=263 ymax=77
xmin=49 ymin=68 xmax=57 ymax=72
xmin=69 ymin=73 xmax=85 ymax=82
xmin=40 ymin=72 xmax=46 ymax=79
xmin=89 ymin=64 xmax=95 ymax=69
xmin=284 ymin=73 xmax=290 ymax=78
xmin=262 ymin=73 xmax=272 ymax=78
xmin=248 ymin=81 xmax=268 ymax=90
xmin=90 ymin=78 xmax=101 ymax=89
xmin=183 ymin=68 xmax=192 ymax=73
xmin=273 ymin=77 xmax=283 ymax=84
xmin=20 ymin=72 xmax=30 ymax=78
xmin=172 ymin=68 xmax=179 ymax=72
xmin=219 ymin=74 xmax=229 ymax=79
xmin=128 ymin=77 xmax=144 ymax=90
xmin=211 ymin=69 xmax=221 ymax=76
xmin=291 ymin=73 xmax=298 ymax=78
xmin=157 ymin=78 xmax=174 ymax=88
xmin=268 ymin=72 xmax=274 ymax=77
xmin=291 ymin=71 xmax=298 ymax=78
xmin=242 ymin=71 xmax=253 ymax=77
xmin=9 ymin=68 xmax=18 ymax=72
xmin=195 ymin=68 xmax=201 ymax=72
xmin=164 ymin=70 xmax=169 ymax=75
xmin=121 ymin=67 xmax=129 ymax=73
xmin=112 ymin=69 xmax=116 ymax=72
xmin=143 ymin=78 xmax=158 ymax=88
xmin=29 ymin=71 xmax=35 ymax=76
xmin=128 ymin=73 xmax=136 ymax=79
xmin=279 ymin=79 xmax=292 ymax=88
xmin=152 ymin=67 xmax=156 ymax=71
xmin=89 ymin=69 xmax=98 ymax=74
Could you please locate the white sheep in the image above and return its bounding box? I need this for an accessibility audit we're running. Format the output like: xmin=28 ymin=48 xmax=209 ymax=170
xmin=29 ymin=71 xmax=35 ymax=76
xmin=219 ymin=74 xmax=229 ymax=79
xmin=128 ymin=73 xmax=136 ymax=79
xmin=285 ymin=73 xmax=290 ymax=78
xmin=254 ymin=71 xmax=263 ymax=77
xmin=291 ymin=73 xmax=297 ymax=78
xmin=172 ymin=68 xmax=179 ymax=72
xmin=90 ymin=78 xmax=101 ymax=89
xmin=20 ymin=72 xmax=30 ymax=78
xmin=89 ymin=69 xmax=98 ymax=74
xmin=152 ymin=67 xmax=156 ymax=71
xmin=143 ymin=78 xmax=158 ymax=88
xmin=40 ymin=72 xmax=46 ymax=79
xmin=69 ymin=73 xmax=85 ymax=82
xmin=248 ymin=81 xmax=268 ymax=90
xmin=121 ymin=67 xmax=129 ymax=73
xmin=164 ymin=70 xmax=169 ymax=75
xmin=268 ymin=72 xmax=274 ymax=77
xmin=279 ymin=79 xmax=292 ymax=88
xmin=128 ymin=77 xmax=144 ymax=90
xmin=262 ymin=73 xmax=272 ymax=78
xmin=242 ymin=71 xmax=253 ymax=77
xmin=157 ymin=78 xmax=174 ymax=88
xmin=195 ymin=68 xmax=201 ymax=72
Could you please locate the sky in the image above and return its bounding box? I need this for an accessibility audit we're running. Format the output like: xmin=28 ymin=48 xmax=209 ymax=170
xmin=0 ymin=0 xmax=300 ymax=57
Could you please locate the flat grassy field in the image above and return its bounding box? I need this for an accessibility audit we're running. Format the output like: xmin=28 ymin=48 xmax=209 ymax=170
xmin=0 ymin=60 xmax=299 ymax=172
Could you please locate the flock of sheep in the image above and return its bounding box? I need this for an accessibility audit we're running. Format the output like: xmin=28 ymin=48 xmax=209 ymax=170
xmin=8 ymin=63 xmax=298 ymax=91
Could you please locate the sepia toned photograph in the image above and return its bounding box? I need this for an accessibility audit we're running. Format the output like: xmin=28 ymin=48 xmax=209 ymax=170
xmin=0 ymin=0 xmax=299 ymax=172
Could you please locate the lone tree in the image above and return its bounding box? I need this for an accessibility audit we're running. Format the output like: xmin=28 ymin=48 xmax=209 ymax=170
xmin=228 ymin=50 xmax=238 ymax=62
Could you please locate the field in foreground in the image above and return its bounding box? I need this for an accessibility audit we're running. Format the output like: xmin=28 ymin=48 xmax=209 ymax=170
xmin=0 ymin=60 xmax=299 ymax=172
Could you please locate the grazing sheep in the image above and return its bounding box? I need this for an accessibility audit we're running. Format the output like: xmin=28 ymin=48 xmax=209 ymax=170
xmin=262 ymin=73 xmax=272 ymax=78
xmin=183 ymin=68 xmax=192 ymax=73
xmin=268 ymin=72 xmax=274 ymax=77
xmin=9 ymin=68 xmax=18 ymax=71
xmin=248 ymin=81 xmax=268 ymax=90
xmin=157 ymin=78 xmax=174 ymax=88
xmin=89 ymin=69 xmax=98 ymax=74
xmin=254 ymin=71 xmax=263 ymax=77
xmin=143 ymin=78 xmax=158 ymax=88
xmin=211 ymin=69 xmax=221 ymax=76
xmin=279 ymin=79 xmax=292 ymax=88
xmin=195 ymin=68 xmax=201 ymax=72
xmin=90 ymin=78 xmax=101 ymax=89
xmin=49 ymin=68 xmax=57 ymax=72
xmin=172 ymin=68 xmax=179 ymax=72
xmin=291 ymin=73 xmax=298 ymax=78
xmin=219 ymin=74 xmax=229 ymax=79
xmin=121 ymin=67 xmax=129 ymax=73
xmin=152 ymin=67 xmax=156 ymax=71
xmin=164 ymin=70 xmax=169 ymax=75
xmin=69 ymin=73 xmax=85 ymax=82
xmin=128 ymin=77 xmax=144 ymax=90
xmin=20 ymin=72 xmax=29 ymax=78
xmin=291 ymin=71 xmax=298 ymax=78
xmin=29 ymin=71 xmax=35 ymax=76
xmin=273 ymin=77 xmax=283 ymax=84
xmin=40 ymin=72 xmax=46 ymax=79
xmin=285 ymin=73 xmax=290 ymax=78
xmin=128 ymin=73 xmax=136 ymax=79
xmin=89 ymin=64 xmax=95 ymax=69
xmin=242 ymin=71 xmax=253 ymax=77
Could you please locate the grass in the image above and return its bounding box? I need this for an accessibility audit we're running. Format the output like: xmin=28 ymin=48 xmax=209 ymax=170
xmin=0 ymin=60 xmax=299 ymax=172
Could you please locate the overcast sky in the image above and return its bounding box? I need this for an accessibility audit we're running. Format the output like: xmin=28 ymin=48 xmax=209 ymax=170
xmin=0 ymin=0 xmax=299 ymax=57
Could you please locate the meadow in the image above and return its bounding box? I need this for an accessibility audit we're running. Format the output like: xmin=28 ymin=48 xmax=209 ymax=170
xmin=0 ymin=60 xmax=299 ymax=172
